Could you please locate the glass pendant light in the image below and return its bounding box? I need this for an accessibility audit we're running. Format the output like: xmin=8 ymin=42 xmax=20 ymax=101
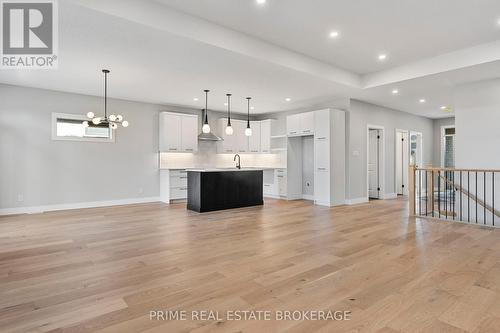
xmin=83 ymin=69 xmax=129 ymax=130
xmin=225 ymin=93 xmax=233 ymax=135
xmin=202 ymin=89 xmax=211 ymax=134
xmin=245 ymin=97 xmax=252 ymax=136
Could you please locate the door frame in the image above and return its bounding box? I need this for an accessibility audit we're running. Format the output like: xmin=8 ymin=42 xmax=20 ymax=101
xmin=409 ymin=130 xmax=423 ymax=167
xmin=440 ymin=125 xmax=455 ymax=168
xmin=367 ymin=125 xmax=385 ymax=200
xmin=395 ymin=129 xmax=409 ymax=196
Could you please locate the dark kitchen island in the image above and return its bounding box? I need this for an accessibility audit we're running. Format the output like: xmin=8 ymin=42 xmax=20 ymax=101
xmin=187 ymin=169 xmax=263 ymax=212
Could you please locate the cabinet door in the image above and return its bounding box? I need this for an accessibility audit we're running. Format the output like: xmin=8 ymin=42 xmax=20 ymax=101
xmin=235 ymin=121 xmax=249 ymax=153
xmin=277 ymin=169 xmax=287 ymax=196
xmin=287 ymin=114 xmax=300 ymax=136
xmin=249 ymin=121 xmax=261 ymax=153
xmin=160 ymin=113 xmax=181 ymax=152
xmin=181 ymin=115 xmax=198 ymax=152
xmin=217 ymin=118 xmax=236 ymax=153
xmin=314 ymin=169 xmax=330 ymax=205
xmin=301 ymin=112 xmax=315 ymax=135
xmin=314 ymin=109 xmax=329 ymax=139
xmin=260 ymin=120 xmax=271 ymax=153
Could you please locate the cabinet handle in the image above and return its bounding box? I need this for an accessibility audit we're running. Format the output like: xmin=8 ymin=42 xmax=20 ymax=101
xmin=317 ymin=167 xmax=327 ymax=171
xmin=317 ymin=137 xmax=327 ymax=140
xmin=289 ymin=131 xmax=297 ymax=134
xmin=169 ymin=148 xmax=177 ymax=151
xmin=185 ymin=148 xmax=193 ymax=151
xmin=251 ymin=150 xmax=258 ymax=152
xmin=180 ymin=176 xmax=188 ymax=179
xmin=303 ymin=130 xmax=311 ymax=133
xmin=262 ymin=150 xmax=268 ymax=152
xmin=180 ymin=187 xmax=187 ymax=191
xmin=277 ymin=175 xmax=284 ymax=178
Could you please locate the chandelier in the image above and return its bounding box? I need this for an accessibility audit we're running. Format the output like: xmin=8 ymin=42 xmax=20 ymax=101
xmin=83 ymin=69 xmax=129 ymax=129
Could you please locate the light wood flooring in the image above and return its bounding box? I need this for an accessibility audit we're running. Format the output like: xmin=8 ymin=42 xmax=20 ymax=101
xmin=1 ymin=198 xmax=500 ymax=332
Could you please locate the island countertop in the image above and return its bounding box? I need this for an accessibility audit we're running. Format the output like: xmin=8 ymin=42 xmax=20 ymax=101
xmin=186 ymin=168 xmax=265 ymax=172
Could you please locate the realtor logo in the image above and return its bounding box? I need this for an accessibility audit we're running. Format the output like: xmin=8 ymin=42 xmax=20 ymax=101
xmin=1 ymin=0 xmax=58 ymax=69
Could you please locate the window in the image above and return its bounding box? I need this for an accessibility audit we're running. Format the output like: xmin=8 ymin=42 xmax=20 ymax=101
xmin=441 ymin=126 xmax=455 ymax=168
xmin=51 ymin=113 xmax=114 ymax=142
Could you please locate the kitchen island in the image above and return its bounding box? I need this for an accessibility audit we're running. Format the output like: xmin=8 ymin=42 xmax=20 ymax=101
xmin=187 ymin=169 xmax=263 ymax=212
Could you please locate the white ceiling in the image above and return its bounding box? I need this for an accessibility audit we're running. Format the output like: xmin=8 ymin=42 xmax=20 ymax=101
xmin=156 ymin=0 xmax=500 ymax=74
xmin=1 ymin=0 xmax=500 ymax=118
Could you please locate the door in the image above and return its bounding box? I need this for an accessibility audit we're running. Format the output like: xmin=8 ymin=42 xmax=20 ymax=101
xmin=248 ymin=121 xmax=261 ymax=153
xmin=368 ymin=129 xmax=380 ymax=199
xmin=396 ymin=131 xmax=409 ymax=195
xmin=181 ymin=115 xmax=198 ymax=152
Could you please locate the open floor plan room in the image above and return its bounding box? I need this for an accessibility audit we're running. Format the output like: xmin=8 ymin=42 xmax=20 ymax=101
xmin=3 ymin=199 xmax=500 ymax=332
xmin=2 ymin=0 xmax=500 ymax=332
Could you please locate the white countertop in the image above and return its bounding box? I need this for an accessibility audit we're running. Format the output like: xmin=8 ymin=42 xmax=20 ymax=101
xmin=186 ymin=168 xmax=266 ymax=172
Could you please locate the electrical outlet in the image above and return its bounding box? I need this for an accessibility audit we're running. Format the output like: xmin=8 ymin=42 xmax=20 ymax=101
xmin=306 ymin=181 xmax=311 ymax=187
xmin=17 ymin=194 xmax=24 ymax=202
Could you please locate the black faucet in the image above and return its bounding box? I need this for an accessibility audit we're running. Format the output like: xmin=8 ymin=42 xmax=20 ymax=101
xmin=234 ymin=154 xmax=241 ymax=169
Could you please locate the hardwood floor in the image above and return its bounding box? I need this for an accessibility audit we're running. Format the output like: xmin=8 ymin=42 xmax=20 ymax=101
xmin=1 ymin=198 xmax=500 ymax=332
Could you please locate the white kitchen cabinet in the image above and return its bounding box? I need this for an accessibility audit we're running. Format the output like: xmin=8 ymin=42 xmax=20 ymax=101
xmin=260 ymin=120 xmax=271 ymax=153
xmin=160 ymin=169 xmax=188 ymax=202
xmin=301 ymin=112 xmax=315 ymax=135
xmin=181 ymin=114 xmax=198 ymax=152
xmin=159 ymin=112 xmax=198 ymax=153
xmin=276 ymin=169 xmax=287 ymax=196
xmin=234 ymin=120 xmax=249 ymax=153
xmin=160 ymin=113 xmax=181 ymax=152
xmin=287 ymin=112 xmax=315 ymax=136
xmin=248 ymin=121 xmax=261 ymax=153
xmin=286 ymin=114 xmax=301 ymax=136
xmin=217 ymin=118 xmax=237 ymax=153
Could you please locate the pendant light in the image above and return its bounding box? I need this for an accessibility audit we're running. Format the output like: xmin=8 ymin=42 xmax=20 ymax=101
xmin=245 ymin=97 xmax=252 ymax=136
xmin=202 ymin=89 xmax=211 ymax=134
xmin=84 ymin=69 xmax=128 ymax=129
xmin=198 ymin=90 xmax=222 ymax=141
xmin=225 ymin=93 xmax=233 ymax=135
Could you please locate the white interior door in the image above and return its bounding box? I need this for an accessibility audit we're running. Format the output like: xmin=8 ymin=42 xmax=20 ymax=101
xmin=396 ymin=131 xmax=409 ymax=195
xmin=368 ymin=129 xmax=380 ymax=199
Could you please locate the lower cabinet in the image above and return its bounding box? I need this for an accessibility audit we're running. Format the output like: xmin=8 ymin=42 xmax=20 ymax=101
xmin=160 ymin=169 xmax=188 ymax=202
xmin=263 ymin=168 xmax=287 ymax=198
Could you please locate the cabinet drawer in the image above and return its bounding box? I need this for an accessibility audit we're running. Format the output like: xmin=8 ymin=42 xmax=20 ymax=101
xmin=170 ymin=175 xmax=187 ymax=188
xmin=170 ymin=187 xmax=187 ymax=200
xmin=169 ymin=169 xmax=187 ymax=177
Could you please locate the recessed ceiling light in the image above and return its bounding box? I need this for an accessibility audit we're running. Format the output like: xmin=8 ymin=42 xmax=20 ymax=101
xmin=378 ymin=54 xmax=387 ymax=61
xmin=329 ymin=31 xmax=339 ymax=38
xmin=285 ymin=98 xmax=291 ymax=102
xmin=392 ymin=89 xmax=399 ymax=95
xmin=256 ymin=0 xmax=266 ymax=4
xmin=419 ymin=99 xmax=426 ymax=103
xmin=193 ymin=98 xmax=199 ymax=101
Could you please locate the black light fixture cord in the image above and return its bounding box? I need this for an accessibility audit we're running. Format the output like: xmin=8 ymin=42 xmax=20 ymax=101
xmin=227 ymin=94 xmax=231 ymax=125
xmin=104 ymin=71 xmax=107 ymax=119
xmin=204 ymin=90 xmax=209 ymax=124
xmin=247 ymin=97 xmax=251 ymax=127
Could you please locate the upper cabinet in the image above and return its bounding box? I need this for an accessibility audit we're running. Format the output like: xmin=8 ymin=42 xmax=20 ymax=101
xmin=260 ymin=119 xmax=271 ymax=153
xmin=248 ymin=121 xmax=261 ymax=153
xmin=159 ymin=112 xmax=198 ymax=153
xmin=287 ymin=112 xmax=314 ymax=136
xmin=218 ymin=119 xmax=272 ymax=154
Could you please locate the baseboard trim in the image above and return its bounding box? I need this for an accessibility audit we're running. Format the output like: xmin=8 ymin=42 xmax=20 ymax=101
xmin=382 ymin=193 xmax=397 ymax=200
xmin=302 ymin=194 xmax=314 ymax=201
xmin=0 ymin=197 xmax=161 ymax=216
xmin=346 ymin=197 xmax=369 ymax=205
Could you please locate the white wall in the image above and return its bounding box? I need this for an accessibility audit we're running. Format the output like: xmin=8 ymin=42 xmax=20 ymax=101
xmin=347 ymin=100 xmax=433 ymax=200
xmin=455 ymin=78 xmax=500 ymax=169
xmin=432 ymin=117 xmax=455 ymax=167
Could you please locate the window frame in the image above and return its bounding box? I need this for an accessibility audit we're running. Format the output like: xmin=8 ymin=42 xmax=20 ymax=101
xmin=440 ymin=125 xmax=455 ymax=168
xmin=51 ymin=112 xmax=115 ymax=143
